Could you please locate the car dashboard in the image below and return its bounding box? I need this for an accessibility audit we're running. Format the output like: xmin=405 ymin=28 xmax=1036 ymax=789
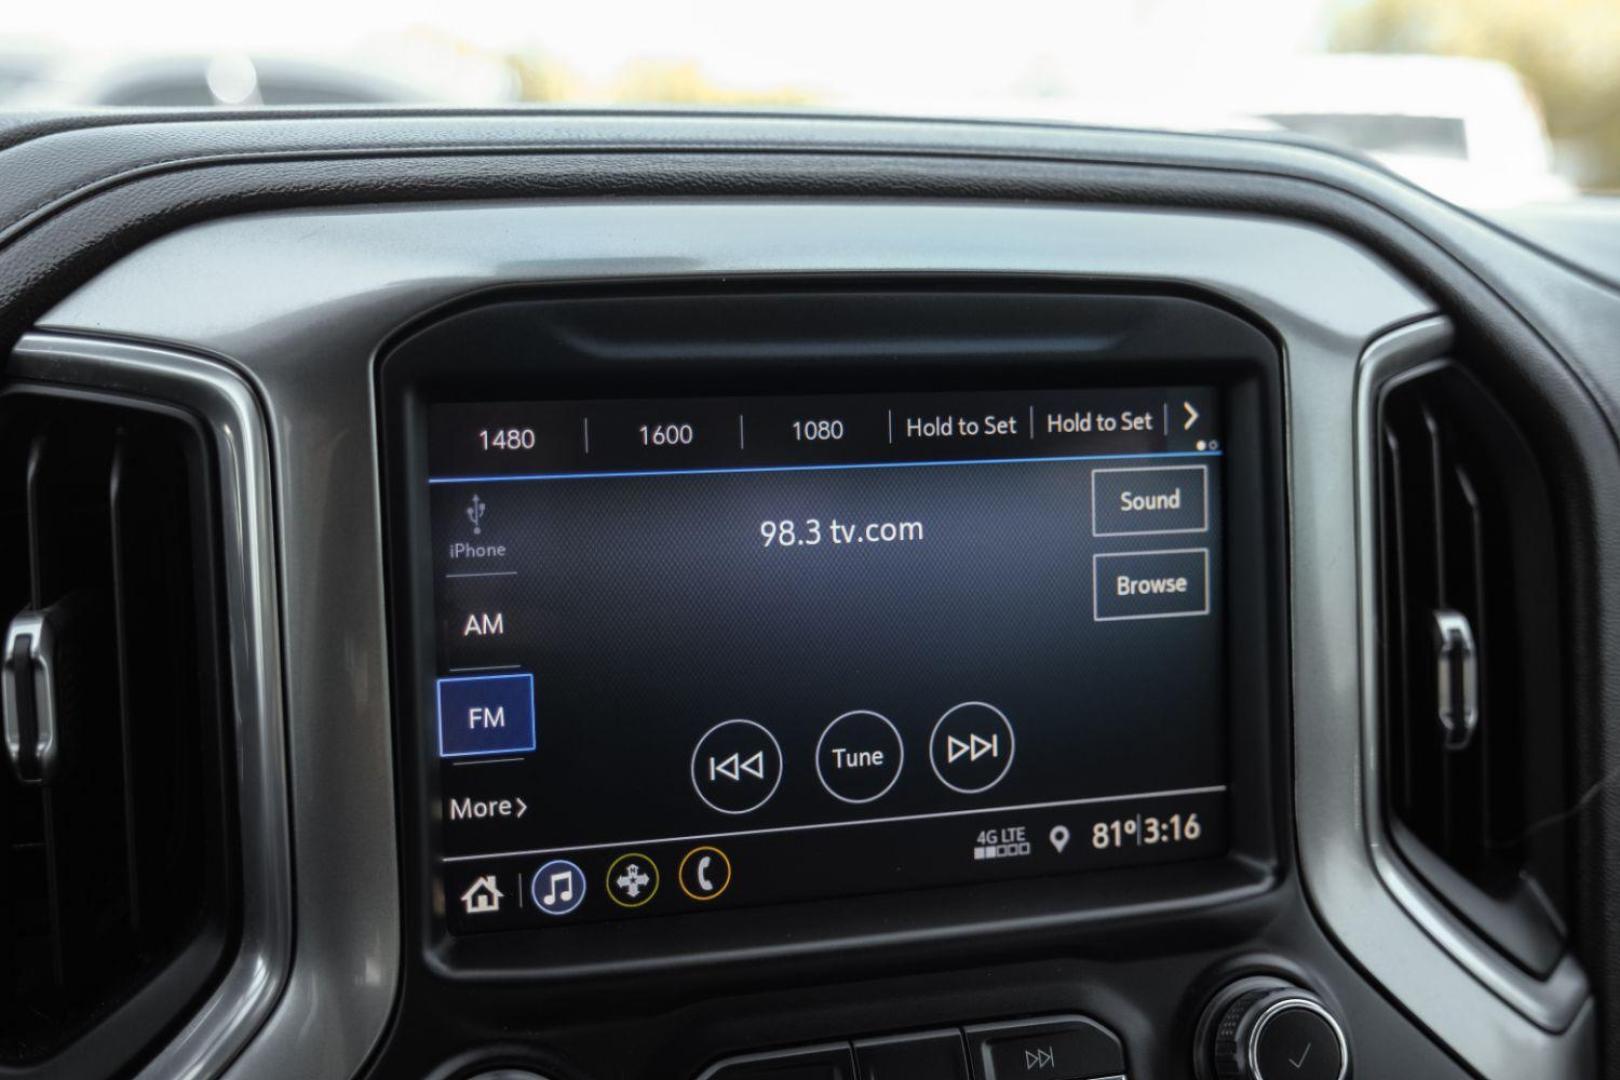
xmin=1 ymin=110 xmax=1618 ymax=1080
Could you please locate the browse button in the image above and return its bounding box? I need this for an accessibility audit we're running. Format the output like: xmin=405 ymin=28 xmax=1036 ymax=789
xmin=1093 ymin=549 xmax=1210 ymax=622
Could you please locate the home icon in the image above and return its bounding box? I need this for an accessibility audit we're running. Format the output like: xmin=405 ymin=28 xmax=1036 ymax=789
xmin=460 ymin=874 xmax=504 ymax=915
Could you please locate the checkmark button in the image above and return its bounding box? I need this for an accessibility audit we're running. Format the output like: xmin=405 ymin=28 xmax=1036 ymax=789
xmin=1254 ymin=1006 xmax=1344 ymax=1080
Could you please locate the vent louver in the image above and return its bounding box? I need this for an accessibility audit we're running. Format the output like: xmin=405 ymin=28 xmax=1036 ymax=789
xmin=1376 ymin=362 xmax=1572 ymax=979
xmin=0 ymin=388 xmax=235 ymax=1075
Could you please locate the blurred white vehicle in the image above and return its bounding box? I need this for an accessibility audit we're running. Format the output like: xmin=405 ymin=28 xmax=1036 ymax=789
xmin=0 ymin=51 xmax=426 ymax=107
xmin=1228 ymin=53 xmax=1574 ymax=209
xmin=0 ymin=50 xmax=512 ymax=109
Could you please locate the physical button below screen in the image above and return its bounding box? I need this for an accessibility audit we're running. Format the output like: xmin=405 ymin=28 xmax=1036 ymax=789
xmin=966 ymin=1016 xmax=1125 ymax=1080
xmin=1252 ymin=1005 xmax=1345 ymax=1080
xmin=854 ymin=1029 xmax=968 ymax=1080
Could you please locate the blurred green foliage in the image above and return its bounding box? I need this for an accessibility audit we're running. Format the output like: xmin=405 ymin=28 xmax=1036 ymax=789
xmin=1333 ymin=0 xmax=1620 ymax=189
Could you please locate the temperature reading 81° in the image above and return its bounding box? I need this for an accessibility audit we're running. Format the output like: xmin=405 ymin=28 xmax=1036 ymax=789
xmin=1091 ymin=812 xmax=1202 ymax=850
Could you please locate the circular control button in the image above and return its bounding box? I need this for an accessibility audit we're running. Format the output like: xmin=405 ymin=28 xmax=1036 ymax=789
xmin=529 ymin=859 xmax=586 ymax=916
xmin=928 ymin=701 xmax=1015 ymax=794
xmin=1197 ymin=977 xmax=1349 ymax=1080
xmin=816 ymin=710 xmax=904 ymax=804
xmin=605 ymin=852 xmax=659 ymax=908
xmin=678 ymin=845 xmax=732 ymax=901
xmin=690 ymin=719 xmax=783 ymax=815
xmin=1252 ymin=1003 xmax=1345 ymax=1080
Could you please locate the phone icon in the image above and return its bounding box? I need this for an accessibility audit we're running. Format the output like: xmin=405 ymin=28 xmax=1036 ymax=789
xmin=678 ymin=845 xmax=732 ymax=901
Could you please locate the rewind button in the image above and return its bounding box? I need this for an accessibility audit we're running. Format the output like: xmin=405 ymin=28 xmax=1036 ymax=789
xmin=709 ymin=749 xmax=767 ymax=783
xmin=691 ymin=719 xmax=783 ymax=815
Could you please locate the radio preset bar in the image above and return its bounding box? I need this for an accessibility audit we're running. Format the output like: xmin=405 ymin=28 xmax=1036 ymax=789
xmin=429 ymin=387 xmax=1220 ymax=480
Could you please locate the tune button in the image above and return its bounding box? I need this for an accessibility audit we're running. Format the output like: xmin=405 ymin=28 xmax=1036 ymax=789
xmin=816 ymin=710 xmax=904 ymax=804
xmin=929 ymin=702 xmax=1015 ymax=794
xmin=691 ymin=719 xmax=783 ymax=815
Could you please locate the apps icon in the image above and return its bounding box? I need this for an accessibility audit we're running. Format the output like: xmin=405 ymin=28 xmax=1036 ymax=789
xmin=606 ymin=852 xmax=660 ymax=909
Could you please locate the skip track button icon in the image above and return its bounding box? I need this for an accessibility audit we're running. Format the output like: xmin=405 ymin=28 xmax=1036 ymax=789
xmin=929 ymin=701 xmax=1015 ymax=794
xmin=1025 ymin=1045 xmax=1056 ymax=1070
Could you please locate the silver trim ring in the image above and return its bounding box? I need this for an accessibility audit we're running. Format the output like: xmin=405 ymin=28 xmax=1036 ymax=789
xmin=1248 ymin=997 xmax=1349 ymax=1080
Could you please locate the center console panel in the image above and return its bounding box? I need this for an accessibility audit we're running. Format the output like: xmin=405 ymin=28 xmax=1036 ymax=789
xmin=369 ymin=280 xmax=1472 ymax=1079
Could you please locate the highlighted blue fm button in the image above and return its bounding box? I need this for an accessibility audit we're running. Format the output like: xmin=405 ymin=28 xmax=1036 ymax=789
xmin=437 ymin=673 xmax=536 ymax=758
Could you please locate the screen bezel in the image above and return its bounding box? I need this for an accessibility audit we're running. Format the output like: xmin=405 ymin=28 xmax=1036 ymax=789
xmin=378 ymin=278 xmax=1289 ymax=983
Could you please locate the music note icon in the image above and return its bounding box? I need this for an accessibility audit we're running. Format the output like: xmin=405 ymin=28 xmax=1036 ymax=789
xmin=543 ymin=871 xmax=572 ymax=906
xmin=531 ymin=858 xmax=586 ymax=915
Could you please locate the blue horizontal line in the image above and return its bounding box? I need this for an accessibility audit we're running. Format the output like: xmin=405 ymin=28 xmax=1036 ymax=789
xmin=428 ymin=449 xmax=1222 ymax=485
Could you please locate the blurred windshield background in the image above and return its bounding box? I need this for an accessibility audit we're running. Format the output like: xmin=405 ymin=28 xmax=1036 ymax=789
xmin=4 ymin=0 xmax=1617 ymax=233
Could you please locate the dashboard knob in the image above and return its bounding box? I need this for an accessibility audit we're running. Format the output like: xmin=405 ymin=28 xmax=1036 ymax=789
xmin=1199 ymin=977 xmax=1349 ymax=1080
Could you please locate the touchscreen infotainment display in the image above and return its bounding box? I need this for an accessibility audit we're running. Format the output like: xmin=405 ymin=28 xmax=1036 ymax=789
xmin=427 ymin=387 xmax=1228 ymax=932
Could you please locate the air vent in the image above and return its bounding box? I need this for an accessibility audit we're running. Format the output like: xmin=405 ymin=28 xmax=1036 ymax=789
xmin=0 ymin=388 xmax=235 ymax=1075
xmin=1376 ymin=362 xmax=1572 ymax=979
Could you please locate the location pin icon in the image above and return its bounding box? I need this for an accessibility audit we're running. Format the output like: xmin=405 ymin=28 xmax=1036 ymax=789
xmin=1049 ymin=825 xmax=1071 ymax=853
